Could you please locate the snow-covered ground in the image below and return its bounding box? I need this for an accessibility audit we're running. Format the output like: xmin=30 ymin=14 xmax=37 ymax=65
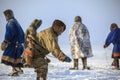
xmin=0 ymin=46 xmax=120 ymax=80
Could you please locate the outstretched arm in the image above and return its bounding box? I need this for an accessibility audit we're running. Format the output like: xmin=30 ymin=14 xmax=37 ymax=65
xmin=48 ymin=38 xmax=71 ymax=62
xmin=104 ymin=29 xmax=117 ymax=48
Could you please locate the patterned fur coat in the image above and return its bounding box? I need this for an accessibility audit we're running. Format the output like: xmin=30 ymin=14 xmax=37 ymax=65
xmin=69 ymin=22 xmax=93 ymax=59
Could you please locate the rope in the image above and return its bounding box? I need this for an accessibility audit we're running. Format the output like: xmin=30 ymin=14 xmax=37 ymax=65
xmin=90 ymin=48 xmax=116 ymax=73
xmin=105 ymin=48 xmax=109 ymax=68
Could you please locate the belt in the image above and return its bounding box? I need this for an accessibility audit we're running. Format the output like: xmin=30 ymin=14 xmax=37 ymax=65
xmin=15 ymin=42 xmax=24 ymax=47
xmin=16 ymin=42 xmax=24 ymax=45
xmin=33 ymin=55 xmax=45 ymax=59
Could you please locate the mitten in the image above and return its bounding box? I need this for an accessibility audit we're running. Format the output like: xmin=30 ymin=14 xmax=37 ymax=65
xmin=64 ymin=56 xmax=72 ymax=62
xmin=1 ymin=41 xmax=8 ymax=51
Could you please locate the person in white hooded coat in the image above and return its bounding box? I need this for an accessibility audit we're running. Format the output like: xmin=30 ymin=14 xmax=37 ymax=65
xmin=69 ymin=16 xmax=93 ymax=70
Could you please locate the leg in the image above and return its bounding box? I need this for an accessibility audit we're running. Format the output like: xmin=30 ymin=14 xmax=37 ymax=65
xmin=36 ymin=76 xmax=47 ymax=80
xmin=69 ymin=59 xmax=78 ymax=70
xmin=12 ymin=67 xmax=17 ymax=72
xmin=15 ymin=67 xmax=23 ymax=74
xmin=117 ymin=59 xmax=119 ymax=69
xmin=111 ymin=59 xmax=116 ymax=66
xmin=35 ymin=65 xmax=48 ymax=80
xmin=8 ymin=67 xmax=19 ymax=76
xmin=35 ymin=68 xmax=47 ymax=80
xmin=115 ymin=58 xmax=119 ymax=69
xmin=82 ymin=57 xmax=90 ymax=70
xmin=81 ymin=58 xmax=85 ymax=70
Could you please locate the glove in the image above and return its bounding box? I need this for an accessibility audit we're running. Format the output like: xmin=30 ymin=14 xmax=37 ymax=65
xmin=103 ymin=44 xmax=107 ymax=48
xmin=64 ymin=56 xmax=72 ymax=62
xmin=1 ymin=41 xmax=8 ymax=51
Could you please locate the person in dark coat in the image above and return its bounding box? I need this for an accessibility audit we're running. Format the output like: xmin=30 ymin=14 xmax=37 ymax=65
xmin=103 ymin=23 xmax=120 ymax=69
xmin=1 ymin=9 xmax=25 ymax=76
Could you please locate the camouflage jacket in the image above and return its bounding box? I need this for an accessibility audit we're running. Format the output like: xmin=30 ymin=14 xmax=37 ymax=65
xmin=36 ymin=27 xmax=66 ymax=61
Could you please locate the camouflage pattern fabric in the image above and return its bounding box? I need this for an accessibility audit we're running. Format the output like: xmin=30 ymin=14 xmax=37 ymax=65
xmin=37 ymin=27 xmax=67 ymax=62
xmin=23 ymin=27 xmax=68 ymax=79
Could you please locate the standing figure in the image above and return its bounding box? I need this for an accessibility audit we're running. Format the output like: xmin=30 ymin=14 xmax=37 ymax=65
xmin=1 ymin=9 xmax=25 ymax=76
xmin=103 ymin=23 xmax=120 ymax=69
xmin=22 ymin=19 xmax=42 ymax=67
xmin=69 ymin=16 xmax=93 ymax=70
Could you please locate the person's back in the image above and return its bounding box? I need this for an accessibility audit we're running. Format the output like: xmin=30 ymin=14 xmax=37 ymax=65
xmin=104 ymin=23 xmax=120 ymax=69
xmin=69 ymin=16 xmax=93 ymax=70
xmin=115 ymin=28 xmax=120 ymax=43
xmin=1 ymin=9 xmax=25 ymax=76
xmin=37 ymin=27 xmax=59 ymax=53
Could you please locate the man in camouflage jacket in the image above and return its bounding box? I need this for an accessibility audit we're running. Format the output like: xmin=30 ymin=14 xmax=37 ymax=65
xmin=23 ymin=19 xmax=71 ymax=80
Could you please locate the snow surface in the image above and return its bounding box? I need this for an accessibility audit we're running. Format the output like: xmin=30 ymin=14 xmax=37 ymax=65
xmin=0 ymin=46 xmax=120 ymax=80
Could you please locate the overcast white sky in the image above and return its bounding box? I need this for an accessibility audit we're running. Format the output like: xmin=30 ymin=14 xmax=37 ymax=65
xmin=0 ymin=0 xmax=120 ymax=47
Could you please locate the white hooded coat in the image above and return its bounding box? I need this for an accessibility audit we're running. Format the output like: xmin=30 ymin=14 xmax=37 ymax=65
xmin=69 ymin=22 xmax=93 ymax=59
